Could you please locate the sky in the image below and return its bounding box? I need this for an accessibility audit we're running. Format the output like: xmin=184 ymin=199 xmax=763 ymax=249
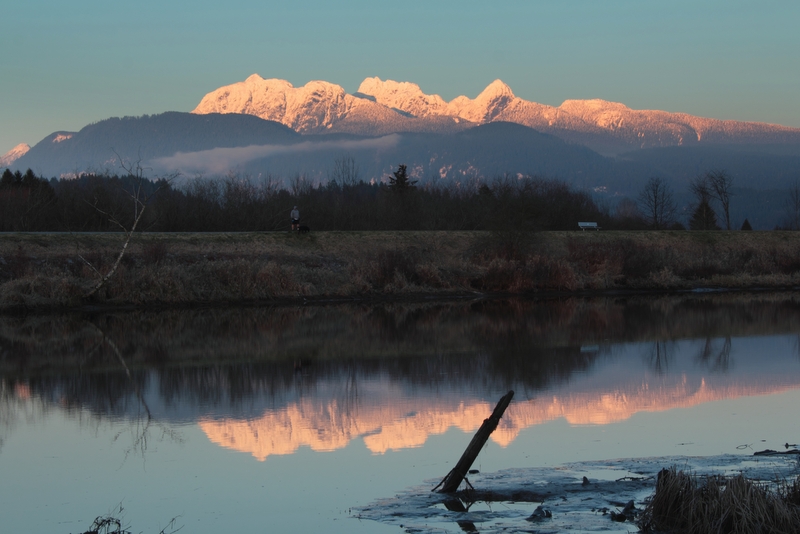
xmin=2 ymin=0 xmax=799 ymax=156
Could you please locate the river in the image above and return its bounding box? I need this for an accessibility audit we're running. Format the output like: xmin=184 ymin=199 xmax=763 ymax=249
xmin=1 ymin=294 xmax=799 ymax=532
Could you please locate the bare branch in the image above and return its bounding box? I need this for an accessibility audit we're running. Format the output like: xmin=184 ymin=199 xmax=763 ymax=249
xmin=706 ymin=170 xmax=734 ymax=230
xmin=638 ymin=177 xmax=676 ymax=229
xmin=81 ymin=151 xmax=178 ymax=298
xmin=77 ymin=255 xmax=103 ymax=278
xmin=84 ymin=193 xmax=149 ymax=298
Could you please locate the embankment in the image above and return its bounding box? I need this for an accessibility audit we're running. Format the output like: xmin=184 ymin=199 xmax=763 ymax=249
xmin=2 ymin=230 xmax=800 ymax=311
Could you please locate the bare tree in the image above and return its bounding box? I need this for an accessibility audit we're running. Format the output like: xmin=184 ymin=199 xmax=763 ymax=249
xmin=638 ymin=177 xmax=677 ymax=229
xmin=689 ymin=174 xmax=713 ymax=205
xmin=783 ymin=180 xmax=800 ymax=230
xmin=81 ymin=155 xmax=175 ymax=298
xmin=288 ymin=172 xmax=312 ymax=196
xmin=688 ymin=174 xmax=721 ymax=230
xmin=691 ymin=171 xmax=733 ymax=230
xmin=706 ymin=170 xmax=734 ymax=230
xmin=328 ymin=155 xmax=360 ymax=186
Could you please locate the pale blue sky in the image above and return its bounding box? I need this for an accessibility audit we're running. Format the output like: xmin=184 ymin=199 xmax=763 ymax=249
xmin=2 ymin=0 xmax=799 ymax=155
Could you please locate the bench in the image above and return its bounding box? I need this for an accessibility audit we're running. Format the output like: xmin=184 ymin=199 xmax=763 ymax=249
xmin=578 ymin=222 xmax=600 ymax=231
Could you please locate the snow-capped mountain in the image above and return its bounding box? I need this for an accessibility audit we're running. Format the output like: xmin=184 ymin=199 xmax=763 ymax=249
xmin=192 ymin=74 xmax=472 ymax=137
xmin=193 ymin=75 xmax=800 ymax=154
xmin=0 ymin=143 xmax=31 ymax=167
xmin=356 ymin=77 xmax=449 ymax=117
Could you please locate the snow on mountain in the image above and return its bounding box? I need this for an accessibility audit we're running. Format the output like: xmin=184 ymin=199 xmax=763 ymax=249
xmin=356 ymin=77 xmax=518 ymax=124
xmin=193 ymin=74 xmax=352 ymax=132
xmin=444 ymin=79 xmax=516 ymax=123
xmin=355 ymin=78 xmax=727 ymax=151
xmin=356 ymin=77 xmax=448 ymax=117
xmin=193 ymin=75 xmax=800 ymax=154
xmin=0 ymin=143 xmax=31 ymax=167
xmin=193 ymin=74 xmax=472 ymax=135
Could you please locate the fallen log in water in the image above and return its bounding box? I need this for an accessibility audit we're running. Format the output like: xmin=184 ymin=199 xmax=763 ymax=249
xmin=433 ymin=390 xmax=514 ymax=493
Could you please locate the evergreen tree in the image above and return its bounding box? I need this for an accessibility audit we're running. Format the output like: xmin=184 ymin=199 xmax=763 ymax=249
xmin=741 ymin=218 xmax=753 ymax=231
xmin=22 ymin=169 xmax=38 ymax=186
xmin=388 ymin=164 xmax=417 ymax=191
xmin=0 ymin=170 xmax=23 ymax=187
xmin=1 ymin=169 xmax=14 ymax=187
xmin=689 ymin=198 xmax=720 ymax=230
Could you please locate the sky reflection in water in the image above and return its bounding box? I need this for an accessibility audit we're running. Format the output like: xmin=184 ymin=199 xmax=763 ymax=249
xmin=1 ymin=295 xmax=799 ymax=533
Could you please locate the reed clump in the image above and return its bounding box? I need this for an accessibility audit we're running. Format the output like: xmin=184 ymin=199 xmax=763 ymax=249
xmin=639 ymin=467 xmax=800 ymax=534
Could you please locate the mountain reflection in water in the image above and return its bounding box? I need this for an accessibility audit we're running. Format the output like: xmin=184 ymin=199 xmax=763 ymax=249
xmin=2 ymin=294 xmax=800 ymax=461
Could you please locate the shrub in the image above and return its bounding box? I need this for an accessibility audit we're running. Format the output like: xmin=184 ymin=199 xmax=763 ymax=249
xmin=360 ymin=248 xmax=422 ymax=290
xmin=566 ymin=240 xmax=613 ymax=275
xmin=142 ymin=242 xmax=169 ymax=264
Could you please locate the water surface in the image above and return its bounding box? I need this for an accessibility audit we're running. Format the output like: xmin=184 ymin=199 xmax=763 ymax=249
xmin=2 ymin=294 xmax=800 ymax=532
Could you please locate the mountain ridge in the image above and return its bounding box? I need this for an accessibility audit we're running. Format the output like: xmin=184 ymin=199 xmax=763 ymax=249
xmin=6 ymin=110 xmax=800 ymax=228
xmin=12 ymin=112 xmax=300 ymax=177
xmin=0 ymin=143 xmax=31 ymax=167
xmin=192 ymin=75 xmax=800 ymax=155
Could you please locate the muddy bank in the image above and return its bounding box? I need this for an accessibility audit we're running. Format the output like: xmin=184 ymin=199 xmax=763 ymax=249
xmin=2 ymin=230 xmax=800 ymax=312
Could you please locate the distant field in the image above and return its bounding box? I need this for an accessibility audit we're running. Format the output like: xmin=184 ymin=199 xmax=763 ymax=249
xmin=2 ymin=230 xmax=800 ymax=312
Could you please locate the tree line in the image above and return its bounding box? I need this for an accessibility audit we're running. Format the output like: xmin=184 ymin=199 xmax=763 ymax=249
xmin=1 ymin=164 xmax=609 ymax=232
xmin=636 ymin=171 xmax=737 ymax=231
xmin=1 ymin=161 xmax=796 ymax=232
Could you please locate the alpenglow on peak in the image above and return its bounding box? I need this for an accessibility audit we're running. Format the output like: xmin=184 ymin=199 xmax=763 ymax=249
xmin=191 ymin=75 xmax=800 ymax=154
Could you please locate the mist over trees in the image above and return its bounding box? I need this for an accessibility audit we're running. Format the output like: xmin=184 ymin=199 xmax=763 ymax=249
xmin=0 ymin=161 xmax=795 ymax=233
xmin=1 ymin=166 xmax=612 ymax=232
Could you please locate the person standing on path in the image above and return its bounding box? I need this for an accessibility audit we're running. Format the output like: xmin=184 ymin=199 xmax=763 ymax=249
xmin=290 ymin=206 xmax=300 ymax=231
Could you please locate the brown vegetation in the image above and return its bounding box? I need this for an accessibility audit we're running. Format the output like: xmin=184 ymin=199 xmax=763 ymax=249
xmin=2 ymin=230 xmax=800 ymax=311
xmin=639 ymin=467 xmax=800 ymax=534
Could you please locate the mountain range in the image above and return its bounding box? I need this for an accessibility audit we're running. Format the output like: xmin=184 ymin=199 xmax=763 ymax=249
xmin=4 ymin=74 xmax=800 ymax=228
xmin=193 ymin=75 xmax=800 ymax=155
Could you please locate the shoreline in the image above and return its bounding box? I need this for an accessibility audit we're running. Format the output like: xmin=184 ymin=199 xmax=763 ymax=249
xmin=356 ymin=454 xmax=800 ymax=534
xmin=2 ymin=230 xmax=800 ymax=314
xmin=4 ymin=285 xmax=800 ymax=317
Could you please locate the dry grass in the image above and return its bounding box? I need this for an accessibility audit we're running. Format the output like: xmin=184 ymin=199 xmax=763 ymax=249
xmin=2 ymin=230 xmax=800 ymax=310
xmin=639 ymin=467 xmax=800 ymax=534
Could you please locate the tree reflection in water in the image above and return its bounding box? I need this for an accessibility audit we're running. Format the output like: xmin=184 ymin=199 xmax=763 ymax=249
xmin=90 ymin=321 xmax=185 ymax=464
xmin=695 ymin=336 xmax=732 ymax=372
xmin=2 ymin=293 xmax=800 ymax=443
xmin=646 ymin=340 xmax=675 ymax=374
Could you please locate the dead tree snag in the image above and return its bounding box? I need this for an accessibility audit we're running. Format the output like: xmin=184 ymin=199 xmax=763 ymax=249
xmin=434 ymin=390 xmax=514 ymax=493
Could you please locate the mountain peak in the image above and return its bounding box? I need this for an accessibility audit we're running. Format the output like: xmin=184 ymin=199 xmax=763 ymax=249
xmin=193 ymin=76 xmax=350 ymax=132
xmin=479 ymin=79 xmax=515 ymax=100
xmin=0 ymin=143 xmax=31 ymax=167
xmin=357 ymin=77 xmax=447 ymax=117
xmin=444 ymin=79 xmax=517 ymax=123
xmin=245 ymin=73 xmax=266 ymax=84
